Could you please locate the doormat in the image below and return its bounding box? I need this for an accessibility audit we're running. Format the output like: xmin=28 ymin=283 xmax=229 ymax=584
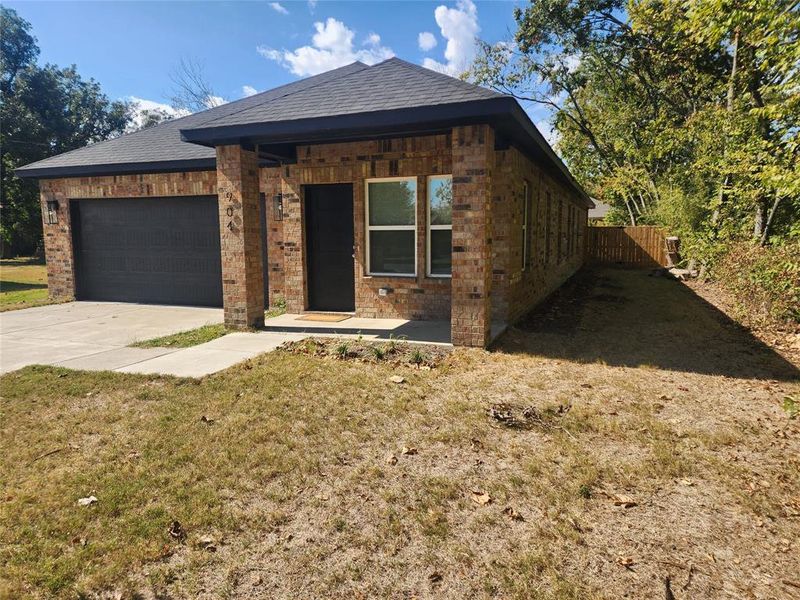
xmin=296 ymin=313 xmax=352 ymax=323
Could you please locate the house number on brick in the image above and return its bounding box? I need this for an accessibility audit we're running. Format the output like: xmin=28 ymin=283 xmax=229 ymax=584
xmin=223 ymin=190 xmax=238 ymax=232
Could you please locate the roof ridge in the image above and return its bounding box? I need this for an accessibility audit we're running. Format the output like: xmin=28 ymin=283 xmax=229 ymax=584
xmin=381 ymin=57 xmax=504 ymax=98
xmin=186 ymin=61 xmax=372 ymax=130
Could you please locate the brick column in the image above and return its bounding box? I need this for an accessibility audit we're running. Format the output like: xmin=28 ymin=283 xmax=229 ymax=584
xmin=216 ymin=145 xmax=265 ymax=329
xmin=451 ymin=124 xmax=494 ymax=347
xmin=40 ymin=181 xmax=76 ymax=301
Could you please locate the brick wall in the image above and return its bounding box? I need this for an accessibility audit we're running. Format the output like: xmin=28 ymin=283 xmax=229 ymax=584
xmin=261 ymin=134 xmax=453 ymax=319
xmin=216 ymin=145 xmax=265 ymax=328
xmin=451 ymin=125 xmax=494 ymax=347
xmin=39 ymin=171 xmax=217 ymax=301
xmin=492 ymin=146 xmax=587 ymax=323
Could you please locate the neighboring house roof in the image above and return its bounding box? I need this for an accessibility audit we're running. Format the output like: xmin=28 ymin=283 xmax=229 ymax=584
xmin=588 ymin=200 xmax=611 ymax=220
xmin=16 ymin=58 xmax=591 ymax=206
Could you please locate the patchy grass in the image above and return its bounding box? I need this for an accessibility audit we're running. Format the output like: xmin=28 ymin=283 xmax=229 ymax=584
xmin=0 ymin=257 xmax=57 ymax=311
xmin=1 ymin=267 xmax=798 ymax=599
xmin=130 ymin=324 xmax=229 ymax=348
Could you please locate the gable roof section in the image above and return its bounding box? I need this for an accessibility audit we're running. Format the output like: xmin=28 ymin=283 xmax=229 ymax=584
xmin=16 ymin=58 xmax=590 ymax=206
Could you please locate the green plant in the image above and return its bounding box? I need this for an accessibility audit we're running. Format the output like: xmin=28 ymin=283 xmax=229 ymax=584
xmin=334 ymin=341 xmax=350 ymax=359
xmin=783 ymin=395 xmax=799 ymax=420
xmin=386 ymin=334 xmax=406 ymax=353
xmin=410 ymin=348 xmax=427 ymax=365
xmin=371 ymin=345 xmax=386 ymax=361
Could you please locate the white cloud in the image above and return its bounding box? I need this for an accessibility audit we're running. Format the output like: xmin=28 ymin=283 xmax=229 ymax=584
xmin=258 ymin=17 xmax=394 ymax=77
xmin=204 ymin=95 xmax=226 ymax=108
xmin=126 ymin=97 xmax=190 ymax=131
xmin=269 ymin=2 xmax=289 ymax=15
xmin=418 ymin=31 xmax=438 ymax=52
xmin=422 ymin=0 xmax=479 ymax=76
xmin=242 ymin=85 xmax=258 ymax=97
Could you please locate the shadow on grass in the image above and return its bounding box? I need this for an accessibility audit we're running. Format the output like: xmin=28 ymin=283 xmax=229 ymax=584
xmin=0 ymin=281 xmax=47 ymax=293
xmin=0 ymin=257 xmax=45 ymax=267
xmin=497 ymin=266 xmax=800 ymax=382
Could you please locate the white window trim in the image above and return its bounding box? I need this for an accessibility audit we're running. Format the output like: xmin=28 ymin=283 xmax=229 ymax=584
xmin=522 ymin=180 xmax=530 ymax=271
xmin=426 ymin=174 xmax=453 ymax=278
xmin=365 ymin=176 xmax=418 ymax=277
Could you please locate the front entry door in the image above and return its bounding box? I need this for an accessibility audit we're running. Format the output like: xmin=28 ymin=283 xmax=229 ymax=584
xmin=305 ymin=184 xmax=355 ymax=311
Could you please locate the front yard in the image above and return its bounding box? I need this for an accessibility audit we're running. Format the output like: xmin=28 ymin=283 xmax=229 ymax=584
xmin=0 ymin=257 xmax=51 ymax=312
xmin=1 ymin=268 xmax=798 ymax=599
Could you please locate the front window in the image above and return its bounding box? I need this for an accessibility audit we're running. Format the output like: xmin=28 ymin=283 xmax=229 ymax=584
xmin=366 ymin=178 xmax=417 ymax=275
xmin=427 ymin=175 xmax=452 ymax=277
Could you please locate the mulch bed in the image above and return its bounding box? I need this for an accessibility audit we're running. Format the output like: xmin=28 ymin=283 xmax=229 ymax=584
xmin=277 ymin=336 xmax=452 ymax=368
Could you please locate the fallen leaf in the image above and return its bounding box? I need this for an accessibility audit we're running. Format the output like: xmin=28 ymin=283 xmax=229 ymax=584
xmin=471 ymin=489 xmax=492 ymax=506
xmin=200 ymin=415 xmax=215 ymax=424
xmin=503 ymin=506 xmax=524 ymax=521
xmin=679 ymin=478 xmax=694 ymax=486
xmin=612 ymin=494 xmax=637 ymax=508
xmin=580 ymin=383 xmax=593 ymax=389
xmin=390 ymin=375 xmax=405 ymax=384
xmin=616 ymin=556 xmax=635 ymax=568
xmin=77 ymin=496 xmax=98 ymax=507
xmin=429 ymin=572 xmax=443 ymax=586
xmin=385 ymin=454 xmax=398 ymax=465
xmin=401 ymin=446 xmax=417 ymax=456
xmin=198 ymin=535 xmax=217 ymax=552
xmin=168 ymin=520 xmax=184 ymax=540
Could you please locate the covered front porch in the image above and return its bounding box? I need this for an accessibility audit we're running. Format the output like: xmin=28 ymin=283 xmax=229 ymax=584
xmin=262 ymin=313 xmax=507 ymax=346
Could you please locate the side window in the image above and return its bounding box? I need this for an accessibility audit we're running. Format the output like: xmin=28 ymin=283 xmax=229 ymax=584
xmin=521 ymin=181 xmax=530 ymax=271
xmin=427 ymin=175 xmax=452 ymax=277
xmin=366 ymin=178 xmax=417 ymax=276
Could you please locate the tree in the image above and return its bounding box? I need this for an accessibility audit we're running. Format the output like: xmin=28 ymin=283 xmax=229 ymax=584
xmin=0 ymin=7 xmax=130 ymax=256
xmin=470 ymin=0 xmax=799 ymax=255
xmin=169 ymin=58 xmax=225 ymax=113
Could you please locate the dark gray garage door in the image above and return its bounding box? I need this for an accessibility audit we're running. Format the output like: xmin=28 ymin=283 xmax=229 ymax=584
xmin=71 ymin=196 xmax=223 ymax=307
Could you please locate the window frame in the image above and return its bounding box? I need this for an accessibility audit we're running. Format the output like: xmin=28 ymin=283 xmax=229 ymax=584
xmin=365 ymin=176 xmax=418 ymax=277
xmin=426 ymin=174 xmax=453 ymax=278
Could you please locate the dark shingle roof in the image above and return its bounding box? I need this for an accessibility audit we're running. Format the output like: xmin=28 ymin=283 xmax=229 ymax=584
xmin=15 ymin=62 xmax=370 ymax=177
xmin=185 ymin=58 xmax=501 ymax=130
xmin=16 ymin=58 xmax=589 ymax=205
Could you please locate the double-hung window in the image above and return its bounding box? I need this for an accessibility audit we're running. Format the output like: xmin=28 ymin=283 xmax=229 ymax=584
xmin=366 ymin=177 xmax=417 ymax=276
xmin=427 ymin=175 xmax=452 ymax=277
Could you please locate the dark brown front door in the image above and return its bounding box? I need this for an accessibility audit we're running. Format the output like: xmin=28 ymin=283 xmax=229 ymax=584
xmin=305 ymin=184 xmax=355 ymax=311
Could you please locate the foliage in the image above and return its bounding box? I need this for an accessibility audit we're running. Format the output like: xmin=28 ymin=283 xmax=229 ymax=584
xmin=0 ymin=7 xmax=130 ymax=256
xmin=131 ymin=324 xmax=229 ymax=348
xmin=470 ymin=0 xmax=799 ymax=260
xmin=713 ymin=240 xmax=800 ymax=325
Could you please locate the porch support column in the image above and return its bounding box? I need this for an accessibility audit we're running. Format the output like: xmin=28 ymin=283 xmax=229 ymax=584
xmin=216 ymin=144 xmax=265 ymax=329
xmin=450 ymin=124 xmax=494 ymax=347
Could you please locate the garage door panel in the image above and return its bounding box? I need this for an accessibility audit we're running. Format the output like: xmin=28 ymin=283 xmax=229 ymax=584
xmin=73 ymin=197 xmax=223 ymax=307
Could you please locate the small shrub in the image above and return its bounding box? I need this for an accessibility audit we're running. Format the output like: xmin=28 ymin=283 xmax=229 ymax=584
xmin=578 ymin=484 xmax=593 ymax=499
xmin=371 ymin=345 xmax=386 ymax=361
xmin=387 ymin=334 xmax=406 ymax=353
xmin=410 ymin=348 xmax=427 ymax=365
xmin=333 ymin=342 xmax=350 ymax=359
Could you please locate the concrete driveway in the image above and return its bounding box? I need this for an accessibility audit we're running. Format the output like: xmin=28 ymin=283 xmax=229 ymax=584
xmin=0 ymin=302 xmax=224 ymax=375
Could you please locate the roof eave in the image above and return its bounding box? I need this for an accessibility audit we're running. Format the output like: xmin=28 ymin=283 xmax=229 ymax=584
xmin=14 ymin=158 xmax=217 ymax=180
xmin=179 ymin=98 xmax=515 ymax=147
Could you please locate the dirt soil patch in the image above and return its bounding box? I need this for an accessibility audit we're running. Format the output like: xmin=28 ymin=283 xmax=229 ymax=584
xmin=278 ymin=336 xmax=451 ymax=368
xmin=1 ymin=267 xmax=798 ymax=599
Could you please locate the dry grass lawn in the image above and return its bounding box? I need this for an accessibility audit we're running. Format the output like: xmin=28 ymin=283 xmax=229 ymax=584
xmin=1 ymin=268 xmax=798 ymax=599
xmin=0 ymin=258 xmax=53 ymax=312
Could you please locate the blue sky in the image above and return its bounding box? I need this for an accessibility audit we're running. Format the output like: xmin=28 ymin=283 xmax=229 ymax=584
xmin=7 ymin=0 xmax=553 ymax=136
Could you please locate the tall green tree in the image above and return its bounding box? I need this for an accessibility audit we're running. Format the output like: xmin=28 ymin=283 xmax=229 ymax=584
xmin=0 ymin=7 xmax=130 ymax=256
xmin=471 ymin=0 xmax=799 ymax=255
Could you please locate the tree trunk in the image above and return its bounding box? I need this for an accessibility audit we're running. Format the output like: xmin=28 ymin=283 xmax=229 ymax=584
xmin=711 ymin=27 xmax=740 ymax=228
xmin=759 ymin=196 xmax=782 ymax=246
xmin=753 ymin=200 xmax=766 ymax=240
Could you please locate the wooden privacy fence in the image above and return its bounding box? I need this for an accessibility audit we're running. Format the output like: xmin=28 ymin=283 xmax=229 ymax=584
xmin=585 ymin=226 xmax=668 ymax=267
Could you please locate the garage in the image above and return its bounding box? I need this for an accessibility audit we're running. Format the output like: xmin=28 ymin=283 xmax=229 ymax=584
xmin=70 ymin=196 xmax=223 ymax=307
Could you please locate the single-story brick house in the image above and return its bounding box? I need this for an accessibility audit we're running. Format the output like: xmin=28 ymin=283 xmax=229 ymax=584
xmin=17 ymin=58 xmax=592 ymax=347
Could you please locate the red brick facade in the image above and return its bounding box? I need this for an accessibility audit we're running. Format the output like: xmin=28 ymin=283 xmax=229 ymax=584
xmin=38 ymin=127 xmax=587 ymax=347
